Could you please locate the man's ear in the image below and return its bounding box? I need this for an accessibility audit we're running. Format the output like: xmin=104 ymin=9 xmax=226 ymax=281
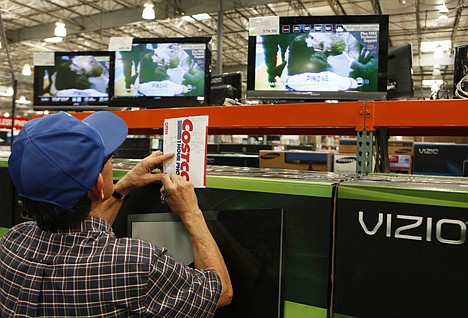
xmin=88 ymin=173 xmax=105 ymax=201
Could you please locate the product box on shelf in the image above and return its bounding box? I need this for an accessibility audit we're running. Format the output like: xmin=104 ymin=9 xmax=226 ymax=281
xmin=333 ymin=175 xmax=468 ymax=318
xmin=339 ymin=138 xmax=414 ymax=156
xmin=113 ymin=164 xmax=340 ymax=318
xmin=259 ymin=150 xmax=334 ymax=172
xmin=388 ymin=154 xmax=412 ymax=173
xmin=413 ymin=142 xmax=468 ymax=176
xmin=388 ymin=140 xmax=414 ymax=155
xmin=338 ymin=138 xmax=357 ymax=154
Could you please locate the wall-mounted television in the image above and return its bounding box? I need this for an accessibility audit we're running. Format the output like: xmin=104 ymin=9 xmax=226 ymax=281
xmin=110 ymin=37 xmax=212 ymax=108
xmin=33 ymin=51 xmax=115 ymax=110
xmin=387 ymin=43 xmax=414 ymax=100
xmin=247 ymin=15 xmax=389 ymax=102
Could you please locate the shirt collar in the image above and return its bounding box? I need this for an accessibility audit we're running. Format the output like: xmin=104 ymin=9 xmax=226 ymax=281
xmin=56 ymin=216 xmax=114 ymax=234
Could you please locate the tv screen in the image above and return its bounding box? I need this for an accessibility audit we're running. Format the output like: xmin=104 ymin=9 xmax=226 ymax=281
xmin=111 ymin=37 xmax=212 ymax=108
xmin=128 ymin=208 xmax=284 ymax=318
xmin=247 ymin=15 xmax=389 ymax=101
xmin=33 ymin=51 xmax=114 ymax=110
xmin=387 ymin=43 xmax=414 ymax=100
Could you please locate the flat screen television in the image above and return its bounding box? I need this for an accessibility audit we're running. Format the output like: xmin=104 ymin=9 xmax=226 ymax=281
xmin=387 ymin=43 xmax=414 ymax=100
xmin=111 ymin=37 xmax=212 ymax=108
xmin=128 ymin=208 xmax=284 ymax=318
xmin=33 ymin=51 xmax=115 ymax=110
xmin=210 ymin=72 xmax=243 ymax=105
xmin=247 ymin=15 xmax=389 ymax=102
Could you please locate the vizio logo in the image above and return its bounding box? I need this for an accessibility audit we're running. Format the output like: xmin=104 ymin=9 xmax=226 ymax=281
xmin=358 ymin=211 xmax=467 ymax=245
xmin=418 ymin=148 xmax=439 ymax=155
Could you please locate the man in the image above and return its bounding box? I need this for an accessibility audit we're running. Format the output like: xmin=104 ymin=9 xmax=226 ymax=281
xmin=0 ymin=111 xmax=232 ymax=317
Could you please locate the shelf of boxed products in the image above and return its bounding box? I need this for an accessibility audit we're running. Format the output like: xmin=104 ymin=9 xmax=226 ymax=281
xmin=364 ymin=99 xmax=468 ymax=135
xmin=72 ymin=101 xmax=362 ymax=135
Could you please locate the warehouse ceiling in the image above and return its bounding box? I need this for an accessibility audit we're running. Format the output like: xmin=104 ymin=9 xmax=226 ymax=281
xmin=0 ymin=0 xmax=467 ymax=115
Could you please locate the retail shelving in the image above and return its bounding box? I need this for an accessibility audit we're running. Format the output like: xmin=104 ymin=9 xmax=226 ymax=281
xmin=72 ymin=101 xmax=362 ymax=136
xmin=69 ymin=99 xmax=468 ymax=136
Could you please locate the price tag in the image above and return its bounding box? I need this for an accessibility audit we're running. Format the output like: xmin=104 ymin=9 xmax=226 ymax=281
xmin=249 ymin=16 xmax=280 ymax=36
xmin=33 ymin=52 xmax=55 ymax=66
xmin=108 ymin=37 xmax=133 ymax=51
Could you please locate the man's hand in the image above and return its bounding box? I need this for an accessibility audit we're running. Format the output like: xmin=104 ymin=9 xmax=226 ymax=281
xmin=160 ymin=173 xmax=200 ymax=220
xmin=115 ymin=151 xmax=174 ymax=195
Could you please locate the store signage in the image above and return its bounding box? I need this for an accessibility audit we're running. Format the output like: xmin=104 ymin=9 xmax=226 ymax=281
xmin=0 ymin=116 xmax=28 ymax=130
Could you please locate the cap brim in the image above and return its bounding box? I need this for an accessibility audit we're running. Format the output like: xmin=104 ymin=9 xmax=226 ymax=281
xmin=83 ymin=112 xmax=128 ymax=156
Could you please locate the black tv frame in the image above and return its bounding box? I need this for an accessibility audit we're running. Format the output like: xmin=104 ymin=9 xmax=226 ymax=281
xmin=246 ymin=15 xmax=389 ymax=102
xmin=33 ymin=51 xmax=115 ymax=111
xmin=110 ymin=37 xmax=212 ymax=108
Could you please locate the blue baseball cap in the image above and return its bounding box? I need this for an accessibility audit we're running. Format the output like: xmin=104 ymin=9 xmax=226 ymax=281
xmin=8 ymin=111 xmax=128 ymax=210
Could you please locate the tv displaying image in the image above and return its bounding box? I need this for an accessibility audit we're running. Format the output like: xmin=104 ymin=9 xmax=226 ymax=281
xmin=247 ymin=15 xmax=389 ymax=101
xmin=111 ymin=37 xmax=211 ymax=108
xmin=33 ymin=51 xmax=114 ymax=110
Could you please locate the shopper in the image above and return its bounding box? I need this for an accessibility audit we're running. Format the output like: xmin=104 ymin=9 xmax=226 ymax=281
xmin=0 ymin=111 xmax=232 ymax=317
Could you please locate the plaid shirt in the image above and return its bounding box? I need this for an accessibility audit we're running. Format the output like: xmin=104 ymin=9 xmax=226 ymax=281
xmin=0 ymin=217 xmax=221 ymax=317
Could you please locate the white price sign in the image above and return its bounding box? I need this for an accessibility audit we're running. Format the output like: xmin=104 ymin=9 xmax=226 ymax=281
xmin=249 ymin=16 xmax=280 ymax=36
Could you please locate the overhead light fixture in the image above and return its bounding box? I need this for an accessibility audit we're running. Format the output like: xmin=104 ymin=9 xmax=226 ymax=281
xmin=399 ymin=0 xmax=407 ymax=5
xmin=44 ymin=36 xmax=63 ymax=43
xmin=439 ymin=1 xmax=449 ymax=14
xmin=142 ymin=1 xmax=155 ymax=20
xmin=22 ymin=64 xmax=32 ymax=76
xmin=182 ymin=13 xmax=211 ymax=22
xmin=420 ymin=40 xmax=451 ymax=53
xmin=54 ymin=21 xmax=67 ymax=37
xmin=16 ymin=96 xmax=31 ymax=105
xmin=433 ymin=45 xmax=445 ymax=59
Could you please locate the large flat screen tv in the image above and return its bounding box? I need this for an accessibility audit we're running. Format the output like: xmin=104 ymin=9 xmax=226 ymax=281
xmin=247 ymin=15 xmax=389 ymax=101
xmin=128 ymin=208 xmax=284 ymax=318
xmin=33 ymin=51 xmax=114 ymax=110
xmin=110 ymin=37 xmax=212 ymax=108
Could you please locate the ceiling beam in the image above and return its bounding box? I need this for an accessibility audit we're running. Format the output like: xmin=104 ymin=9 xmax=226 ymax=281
xmin=5 ymin=0 xmax=288 ymax=44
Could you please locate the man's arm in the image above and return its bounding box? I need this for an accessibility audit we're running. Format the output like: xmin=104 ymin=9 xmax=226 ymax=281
xmin=161 ymin=173 xmax=233 ymax=307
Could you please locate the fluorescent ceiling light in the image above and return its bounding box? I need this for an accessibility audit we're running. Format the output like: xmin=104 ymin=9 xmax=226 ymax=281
xmin=420 ymin=40 xmax=451 ymax=53
xmin=182 ymin=13 xmax=211 ymax=22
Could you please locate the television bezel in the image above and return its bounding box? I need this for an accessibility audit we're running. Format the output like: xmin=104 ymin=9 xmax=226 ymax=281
xmin=246 ymin=15 xmax=389 ymax=102
xmin=33 ymin=50 xmax=115 ymax=111
xmin=110 ymin=37 xmax=212 ymax=108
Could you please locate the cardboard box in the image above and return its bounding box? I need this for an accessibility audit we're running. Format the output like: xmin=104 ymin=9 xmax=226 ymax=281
xmin=388 ymin=140 xmax=414 ymax=155
xmin=259 ymin=150 xmax=334 ymax=171
xmin=338 ymin=138 xmax=356 ymax=154
xmin=413 ymin=142 xmax=468 ymax=176
xmin=389 ymin=154 xmax=412 ymax=173
xmin=334 ymin=176 xmax=468 ymax=317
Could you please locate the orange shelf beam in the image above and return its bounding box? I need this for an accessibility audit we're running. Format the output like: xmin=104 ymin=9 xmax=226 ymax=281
xmin=367 ymin=99 xmax=468 ymax=128
xmin=73 ymin=101 xmax=362 ymax=135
